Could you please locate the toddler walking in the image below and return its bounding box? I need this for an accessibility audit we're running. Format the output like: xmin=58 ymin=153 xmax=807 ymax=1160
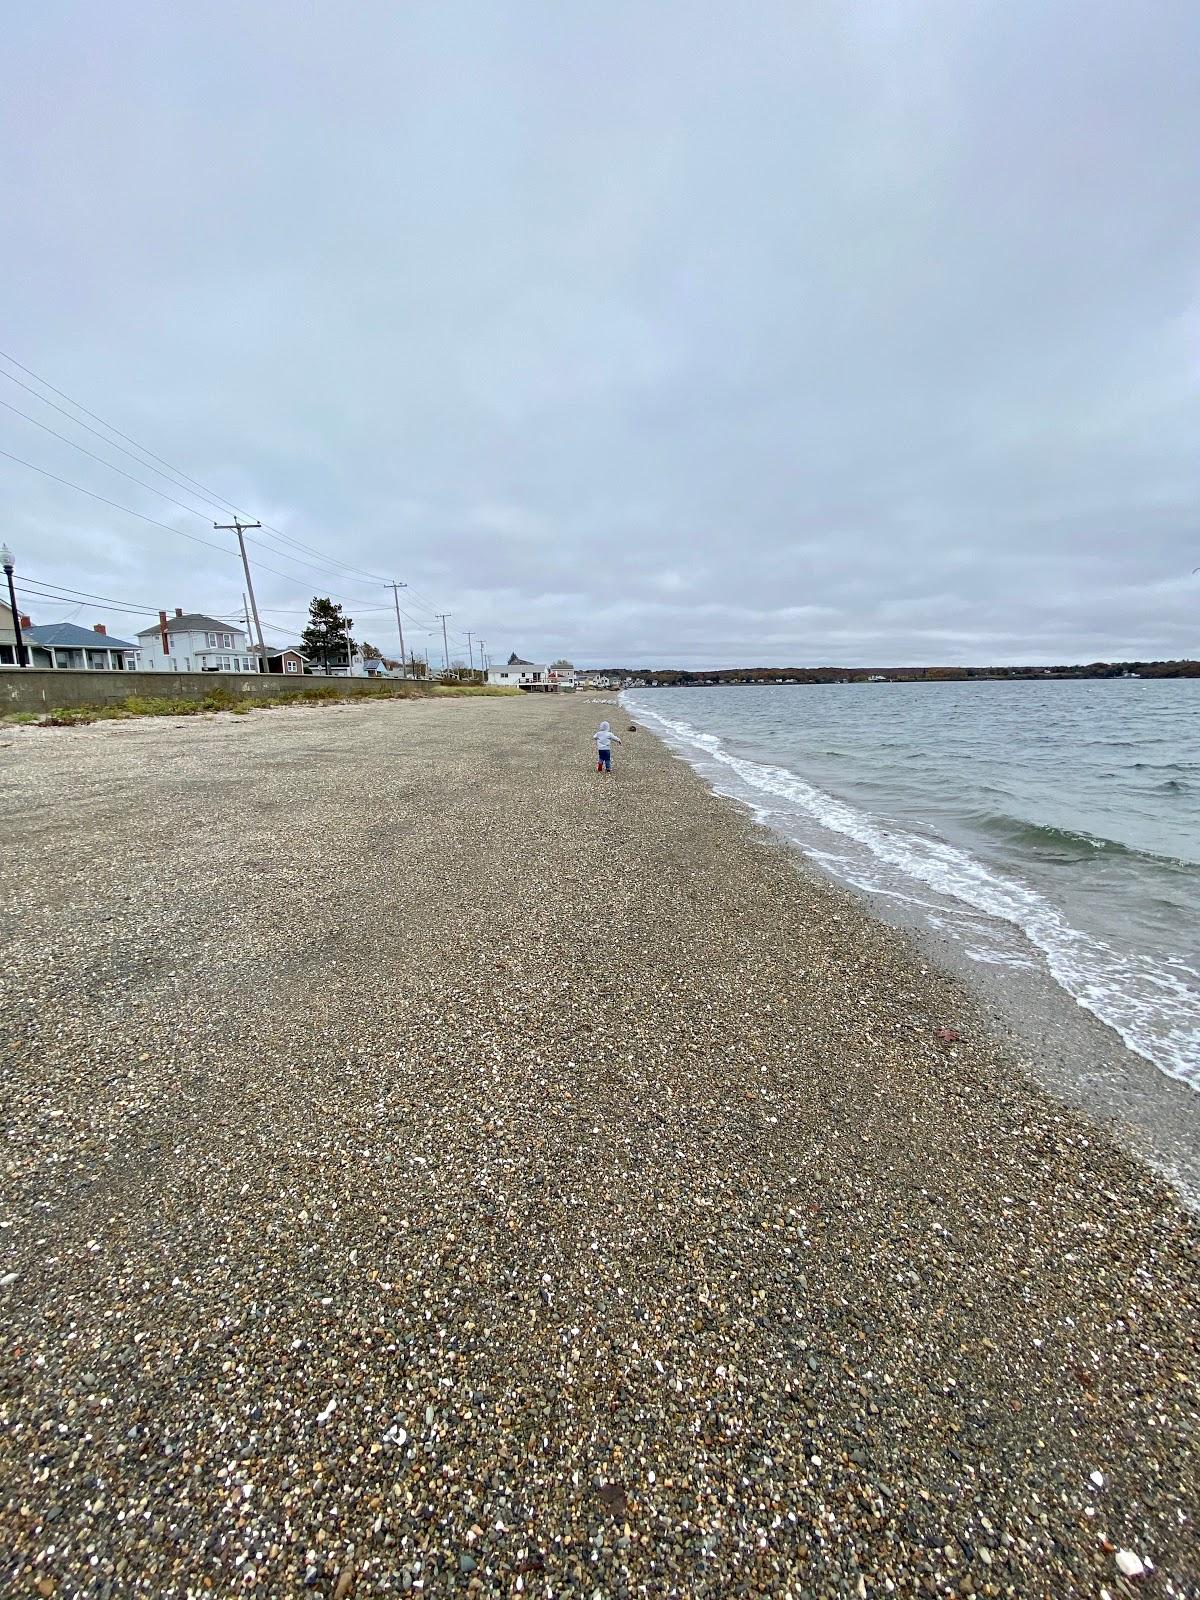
xmin=593 ymin=720 xmax=622 ymax=773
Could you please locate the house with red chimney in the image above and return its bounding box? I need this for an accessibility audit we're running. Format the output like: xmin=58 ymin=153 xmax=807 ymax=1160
xmin=135 ymin=610 xmax=258 ymax=673
xmin=2 ymin=617 xmax=141 ymax=670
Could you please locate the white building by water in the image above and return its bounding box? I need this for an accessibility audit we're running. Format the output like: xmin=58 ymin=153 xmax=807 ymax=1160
xmin=487 ymin=653 xmax=551 ymax=690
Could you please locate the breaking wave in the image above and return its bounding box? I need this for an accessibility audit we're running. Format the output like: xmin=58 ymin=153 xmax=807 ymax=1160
xmin=625 ymin=694 xmax=1200 ymax=1088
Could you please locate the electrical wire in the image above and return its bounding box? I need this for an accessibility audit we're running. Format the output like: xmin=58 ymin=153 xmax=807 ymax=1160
xmin=13 ymin=576 xmax=176 ymax=611
xmin=1 ymin=397 xmax=221 ymax=520
xmin=0 ymin=394 xmax=393 ymax=597
xmin=1 ymin=349 xmax=478 ymax=640
xmin=0 ymin=449 xmax=240 ymax=558
xmin=0 ymin=349 xmax=391 ymax=585
xmin=15 ymin=586 xmax=161 ymax=620
xmin=0 ymin=366 xmax=237 ymax=516
xmin=0 ymin=449 xmax=390 ymax=605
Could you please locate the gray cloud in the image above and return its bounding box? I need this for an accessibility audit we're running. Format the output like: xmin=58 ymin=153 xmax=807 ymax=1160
xmin=3 ymin=0 xmax=1198 ymax=667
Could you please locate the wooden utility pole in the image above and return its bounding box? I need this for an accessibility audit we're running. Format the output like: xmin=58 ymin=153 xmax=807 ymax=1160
xmin=389 ymin=581 xmax=408 ymax=677
xmin=436 ymin=613 xmax=450 ymax=676
xmin=215 ymin=519 xmax=266 ymax=670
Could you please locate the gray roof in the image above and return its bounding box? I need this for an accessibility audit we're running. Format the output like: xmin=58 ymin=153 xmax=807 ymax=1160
xmin=135 ymin=613 xmax=244 ymax=636
xmin=24 ymin=622 xmax=137 ymax=649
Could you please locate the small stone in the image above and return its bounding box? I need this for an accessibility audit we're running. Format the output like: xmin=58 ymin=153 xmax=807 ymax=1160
xmin=1115 ymin=1550 xmax=1145 ymax=1579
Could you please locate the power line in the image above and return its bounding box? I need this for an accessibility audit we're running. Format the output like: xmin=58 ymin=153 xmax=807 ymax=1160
xmin=0 ymin=349 xmax=391 ymax=585
xmin=15 ymin=576 xmax=174 ymax=611
xmin=0 ymin=397 xmax=219 ymax=520
xmin=0 ymin=365 xmax=238 ymax=516
xmin=0 ymin=350 xmax=479 ymax=642
xmin=0 ymin=448 xmax=239 ymax=557
xmin=1 ymin=391 xmax=389 ymax=595
xmin=14 ymin=585 xmax=155 ymax=620
xmin=0 ymin=448 xmax=387 ymax=605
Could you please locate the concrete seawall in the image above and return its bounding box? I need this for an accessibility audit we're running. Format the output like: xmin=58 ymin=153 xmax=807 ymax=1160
xmin=0 ymin=668 xmax=418 ymax=713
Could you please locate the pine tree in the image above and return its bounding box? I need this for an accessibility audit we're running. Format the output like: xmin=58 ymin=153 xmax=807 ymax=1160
xmin=300 ymin=597 xmax=355 ymax=674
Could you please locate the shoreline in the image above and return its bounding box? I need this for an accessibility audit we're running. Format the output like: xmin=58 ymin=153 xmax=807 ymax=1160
xmin=1 ymin=695 xmax=1197 ymax=1595
xmin=619 ymin=690 xmax=1200 ymax=1211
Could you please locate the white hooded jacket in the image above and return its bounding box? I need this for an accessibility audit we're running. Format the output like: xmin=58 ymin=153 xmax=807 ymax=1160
xmin=593 ymin=721 xmax=622 ymax=752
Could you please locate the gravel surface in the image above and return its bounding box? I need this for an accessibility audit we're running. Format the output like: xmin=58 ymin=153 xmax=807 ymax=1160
xmin=0 ymin=695 xmax=1197 ymax=1598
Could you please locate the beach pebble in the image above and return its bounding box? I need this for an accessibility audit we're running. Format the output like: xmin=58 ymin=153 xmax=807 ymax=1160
xmin=1115 ymin=1550 xmax=1146 ymax=1579
xmin=0 ymin=696 xmax=1195 ymax=1600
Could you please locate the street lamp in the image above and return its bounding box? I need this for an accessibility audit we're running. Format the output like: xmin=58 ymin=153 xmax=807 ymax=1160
xmin=1 ymin=545 xmax=27 ymax=669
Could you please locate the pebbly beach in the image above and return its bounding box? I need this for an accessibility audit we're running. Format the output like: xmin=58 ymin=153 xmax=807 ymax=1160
xmin=0 ymin=692 xmax=1197 ymax=1597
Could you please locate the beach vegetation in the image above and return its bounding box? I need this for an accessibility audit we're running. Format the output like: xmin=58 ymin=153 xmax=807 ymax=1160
xmin=24 ymin=679 xmax=520 ymax=728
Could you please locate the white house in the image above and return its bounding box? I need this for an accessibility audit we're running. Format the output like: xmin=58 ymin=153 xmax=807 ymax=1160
xmin=136 ymin=610 xmax=259 ymax=673
xmin=323 ymin=643 xmax=367 ymax=677
xmin=487 ymin=652 xmax=551 ymax=690
xmin=548 ymin=659 xmax=577 ymax=691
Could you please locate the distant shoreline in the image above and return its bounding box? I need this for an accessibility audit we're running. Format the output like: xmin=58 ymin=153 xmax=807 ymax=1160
xmin=587 ymin=663 xmax=1199 ymax=686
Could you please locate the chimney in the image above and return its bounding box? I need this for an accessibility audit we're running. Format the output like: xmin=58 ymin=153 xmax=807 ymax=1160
xmin=94 ymin=622 xmax=107 ymax=636
xmin=19 ymin=614 xmax=31 ymax=629
xmin=175 ymin=607 xmax=184 ymax=618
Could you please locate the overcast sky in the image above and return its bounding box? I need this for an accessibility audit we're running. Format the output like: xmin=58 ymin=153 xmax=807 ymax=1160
xmin=3 ymin=0 xmax=1198 ymax=667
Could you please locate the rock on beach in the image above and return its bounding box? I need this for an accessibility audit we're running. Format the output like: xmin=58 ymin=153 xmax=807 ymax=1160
xmin=0 ymin=694 xmax=1196 ymax=1596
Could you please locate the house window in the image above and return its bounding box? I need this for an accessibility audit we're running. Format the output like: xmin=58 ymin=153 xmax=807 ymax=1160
xmin=206 ymin=633 xmax=216 ymax=648
xmin=286 ymin=658 xmax=298 ymax=673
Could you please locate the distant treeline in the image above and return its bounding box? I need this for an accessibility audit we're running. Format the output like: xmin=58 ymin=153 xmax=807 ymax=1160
xmin=596 ymin=660 xmax=1199 ymax=685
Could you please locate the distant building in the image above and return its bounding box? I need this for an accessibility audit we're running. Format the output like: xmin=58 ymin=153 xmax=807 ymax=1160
xmin=323 ymin=643 xmax=367 ymax=678
xmin=253 ymin=644 xmax=309 ymax=675
xmin=548 ymin=659 xmax=577 ymax=691
xmin=487 ymin=652 xmax=551 ymax=690
xmin=136 ymin=610 xmax=258 ymax=672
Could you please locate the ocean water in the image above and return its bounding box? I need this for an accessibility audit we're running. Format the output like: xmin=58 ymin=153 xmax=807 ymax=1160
xmin=622 ymin=681 xmax=1200 ymax=1088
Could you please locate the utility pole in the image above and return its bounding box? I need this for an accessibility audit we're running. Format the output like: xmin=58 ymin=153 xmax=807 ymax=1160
xmin=389 ymin=581 xmax=408 ymax=678
xmin=466 ymin=631 xmax=474 ymax=675
xmin=215 ymin=519 xmax=266 ymax=671
xmin=436 ymin=613 xmax=450 ymax=676
xmin=478 ymin=640 xmax=486 ymax=677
